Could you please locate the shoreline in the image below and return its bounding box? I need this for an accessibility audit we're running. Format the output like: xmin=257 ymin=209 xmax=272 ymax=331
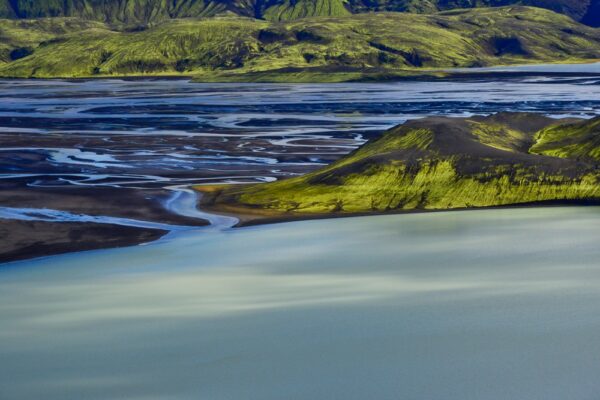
xmin=0 ymin=186 xmax=211 ymax=265
xmin=0 ymin=219 xmax=169 ymax=264
xmin=196 ymin=188 xmax=600 ymax=228
xmin=1 ymin=61 xmax=600 ymax=83
xmin=4 ymin=197 xmax=600 ymax=266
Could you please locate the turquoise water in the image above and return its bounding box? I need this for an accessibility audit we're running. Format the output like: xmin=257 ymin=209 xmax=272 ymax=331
xmin=2 ymin=207 xmax=600 ymax=399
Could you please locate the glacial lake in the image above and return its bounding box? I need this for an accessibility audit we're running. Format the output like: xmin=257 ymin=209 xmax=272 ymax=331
xmin=2 ymin=207 xmax=600 ymax=399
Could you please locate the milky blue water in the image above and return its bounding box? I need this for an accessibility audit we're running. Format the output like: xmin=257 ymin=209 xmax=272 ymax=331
xmin=2 ymin=207 xmax=600 ymax=399
xmin=462 ymin=61 xmax=600 ymax=74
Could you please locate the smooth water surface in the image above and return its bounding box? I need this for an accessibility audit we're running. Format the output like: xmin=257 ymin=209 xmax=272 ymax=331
xmin=2 ymin=207 xmax=600 ymax=399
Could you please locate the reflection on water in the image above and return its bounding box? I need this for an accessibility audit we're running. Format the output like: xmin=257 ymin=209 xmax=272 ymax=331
xmin=2 ymin=207 xmax=600 ymax=399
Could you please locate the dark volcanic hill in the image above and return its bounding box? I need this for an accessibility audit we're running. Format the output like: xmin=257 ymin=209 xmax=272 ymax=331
xmin=0 ymin=0 xmax=599 ymax=25
xmin=202 ymin=113 xmax=600 ymax=217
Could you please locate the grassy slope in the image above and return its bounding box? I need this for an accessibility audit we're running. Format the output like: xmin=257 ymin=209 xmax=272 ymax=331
xmin=531 ymin=117 xmax=600 ymax=161
xmin=400 ymin=0 xmax=595 ymax=22
xmin=0 ymin=0 xmax=227 ymax=23
xmin=0 ymin=7 xmax=599 ymax=80
xmin=1 ymin=0 xmax=599 ymax=25
xmin=0 ymin=17 xmax=266 ymax=76
xmin=0 ymin=18 xmax=105 ymax=65
xmin=204 ymin=113 xmax=600 ymax=215
xmin=263 ymin=0 xmax=351 ymax=21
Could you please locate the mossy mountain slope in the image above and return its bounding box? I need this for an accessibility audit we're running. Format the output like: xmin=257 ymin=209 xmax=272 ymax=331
xmin=1 ymin=7 xmax=599 ymax=80
xmin=207 ymin=113 xmax=600 ymax=215
xmin=531 ymin=117 xmax=600 ymax=161
xmin=0 ymin=0 xmax=358 ymax=23
xmin=0 ymin=18 xmax=104 ymax=64
xmin=0 ymin=0 xmax=599 ymax=25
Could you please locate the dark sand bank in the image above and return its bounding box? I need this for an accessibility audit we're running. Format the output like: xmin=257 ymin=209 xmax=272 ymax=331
xmin=0 ymin=185 xmax=209 ymax=227
xmin=0 ymin=185 xmax=208 ymax=263
xmin=0 ymin=219 xmax=166 ymax=264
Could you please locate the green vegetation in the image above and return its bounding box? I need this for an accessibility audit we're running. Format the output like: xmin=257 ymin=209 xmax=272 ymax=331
xmin=203 ymin=113 xmax=600 ymax=216
xmin=264 ymin=0 xmax=351 ymax=21
xmin=531 ymin=118 xmax=600 ymax=161
xmin=1 ymin=7 xmax=599 ymax=80
xmin=0 ymin=0 xmax=598 ymax=26
xmin=0 ymin=18 xmax=104 ymax=65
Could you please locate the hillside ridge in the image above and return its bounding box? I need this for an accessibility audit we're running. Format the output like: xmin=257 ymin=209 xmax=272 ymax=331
xmin=0 ymin=0 xmax=599 ymax=25
xmin=1 ymin=7 xmax=599 ymax=80
xmin=199 ymin=112 xmax=600 ymax=221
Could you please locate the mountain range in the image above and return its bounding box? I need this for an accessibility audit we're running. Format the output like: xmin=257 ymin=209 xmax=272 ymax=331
xmin=0 ymin=0 xmax=599 ymax=26
xmin=2 ymin=7 xmax=599 ymax=80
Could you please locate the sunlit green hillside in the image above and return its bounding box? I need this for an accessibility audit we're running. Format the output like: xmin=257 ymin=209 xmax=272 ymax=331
xmin=0 ymin=18 xmax=104 ymax=64
xmin=0 ymin=0 xmax=598 ymax=26
xmin=1 ymin=7 xmax=599 ymax=80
